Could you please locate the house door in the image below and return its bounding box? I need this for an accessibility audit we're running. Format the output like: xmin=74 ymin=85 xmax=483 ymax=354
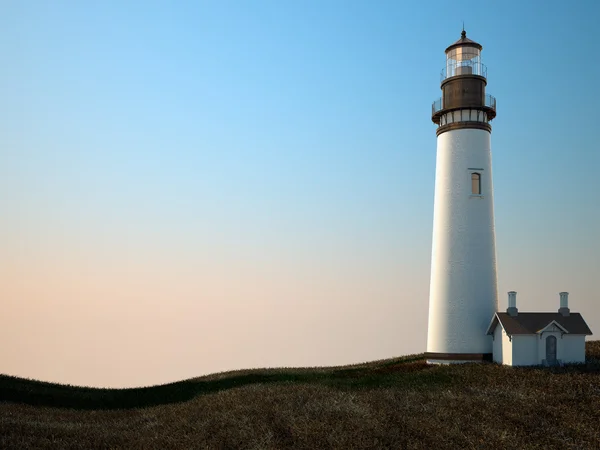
xmin=546 ymin=335 xmax=557 ymax=364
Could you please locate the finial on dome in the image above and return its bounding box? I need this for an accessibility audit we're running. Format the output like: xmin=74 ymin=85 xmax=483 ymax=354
xmin=461 ymin=25 xmax=466 ymax=39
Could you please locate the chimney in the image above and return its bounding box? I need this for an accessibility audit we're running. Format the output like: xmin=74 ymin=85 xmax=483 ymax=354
xmin=559 ymin=292 xmax=570 ymax=316
xmin=507 ymin=291 xmax=518 ymax=316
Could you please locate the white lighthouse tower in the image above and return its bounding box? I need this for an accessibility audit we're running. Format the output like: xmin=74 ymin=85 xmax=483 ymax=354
xmin=426 ymin=30 xmax=498 ymax=363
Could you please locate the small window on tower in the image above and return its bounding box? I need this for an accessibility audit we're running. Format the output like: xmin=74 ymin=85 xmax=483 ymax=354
xmin=471 ymin=173 xmax=481 ymax=195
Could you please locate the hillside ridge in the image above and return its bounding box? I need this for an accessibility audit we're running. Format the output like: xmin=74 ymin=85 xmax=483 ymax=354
xmin=2 ymin=342 xmax=599 ymax=449
xmin=0 ymin=353 xmax=429 ymax=410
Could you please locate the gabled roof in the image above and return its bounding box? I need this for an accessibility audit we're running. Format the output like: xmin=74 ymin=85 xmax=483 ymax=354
xmin=486 ymin=312 xmax=593 ymax=336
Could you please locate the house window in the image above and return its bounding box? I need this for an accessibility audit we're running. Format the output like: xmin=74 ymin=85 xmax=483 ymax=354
xmin=471 ymin=172 xmax=481 ymax=195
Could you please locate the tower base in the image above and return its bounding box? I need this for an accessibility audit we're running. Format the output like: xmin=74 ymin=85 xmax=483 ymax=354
xmin=425 ymin=352 xmax=492 ymax=364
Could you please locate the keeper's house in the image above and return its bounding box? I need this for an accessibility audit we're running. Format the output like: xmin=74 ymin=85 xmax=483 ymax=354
xmin=486 ymin=292 xmax=592 ymax=366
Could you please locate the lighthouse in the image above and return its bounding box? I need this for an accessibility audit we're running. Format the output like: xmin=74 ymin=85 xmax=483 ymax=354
xmin=425 ymin=31 xmax=498 ymax=363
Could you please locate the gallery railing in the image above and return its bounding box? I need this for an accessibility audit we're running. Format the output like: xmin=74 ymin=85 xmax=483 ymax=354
xmin=432 ymin=94 xmax=496 ymax=116
xmin=441 ymin=61 xmax=487 ymax=81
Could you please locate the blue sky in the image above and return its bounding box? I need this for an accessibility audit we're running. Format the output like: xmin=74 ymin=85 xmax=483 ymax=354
xmin=1 ymin=0 xmax=599 ymax=387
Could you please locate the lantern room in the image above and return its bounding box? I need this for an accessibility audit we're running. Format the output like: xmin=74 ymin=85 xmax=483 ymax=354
xmin=444 ymin=30 xmax=485 ymax=79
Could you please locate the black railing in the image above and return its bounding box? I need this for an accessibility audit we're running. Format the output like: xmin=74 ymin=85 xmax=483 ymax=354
xmin=441 ymin=61 xmax=487 ymax=82
xmin=432 ymin=98 xmax=443 ymax=115
xmin=485 ymin=94 xmax=496 ymax=111
xmin=432 ymin=94 xmax=496 ymax=116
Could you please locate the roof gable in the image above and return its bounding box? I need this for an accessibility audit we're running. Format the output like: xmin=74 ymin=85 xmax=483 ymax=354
xmin=537 ymin=320 xmax=569 ymax=334
xmin=486 ymin=313 xmax=502 ymax=335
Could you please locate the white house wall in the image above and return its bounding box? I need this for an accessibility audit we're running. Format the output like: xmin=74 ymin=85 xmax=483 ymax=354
xmin=511 ymin=335 xmax=538 ymax=366
xmin=561 ymin=335 xmax=586 ymax=363
xmin=427 ymin=128 xmax=498 ymax=356
xmin=491 ymin=323 xmax=588 ymax=366
xmin=493 ymin=325 xmax=503 ymax=363
xmin=495 ymin=326 xmax=512 ymax=366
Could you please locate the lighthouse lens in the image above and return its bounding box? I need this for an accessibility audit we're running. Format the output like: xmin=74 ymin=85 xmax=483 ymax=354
xmin=446 ymin=46 xmax=483 ymax=79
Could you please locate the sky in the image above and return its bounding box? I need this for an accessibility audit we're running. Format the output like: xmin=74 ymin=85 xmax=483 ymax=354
xmin=1 ymin=0 xmax=599 ymax=388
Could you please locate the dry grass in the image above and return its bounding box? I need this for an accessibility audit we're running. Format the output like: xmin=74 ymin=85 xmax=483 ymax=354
xmin=2 ymin=342 xmax=600 ymax=449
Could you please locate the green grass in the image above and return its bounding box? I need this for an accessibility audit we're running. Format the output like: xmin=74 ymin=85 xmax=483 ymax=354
xmin=1 ymin=342 xmax=600 ymax=449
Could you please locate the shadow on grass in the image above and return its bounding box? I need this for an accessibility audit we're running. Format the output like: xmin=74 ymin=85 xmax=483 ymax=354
xmin=0 ymin=356 xmax=451 ymax=410
xmin=511 ymin=357 xmax=600 ymax=374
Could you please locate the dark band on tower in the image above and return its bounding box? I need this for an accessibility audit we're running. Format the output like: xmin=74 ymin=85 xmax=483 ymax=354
xmin=431 ymin=30 xmax=497 ymax=137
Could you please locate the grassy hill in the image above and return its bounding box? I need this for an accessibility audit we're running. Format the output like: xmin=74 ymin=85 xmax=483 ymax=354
xmin=2 ymin=342 xmax=600 ymax=449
